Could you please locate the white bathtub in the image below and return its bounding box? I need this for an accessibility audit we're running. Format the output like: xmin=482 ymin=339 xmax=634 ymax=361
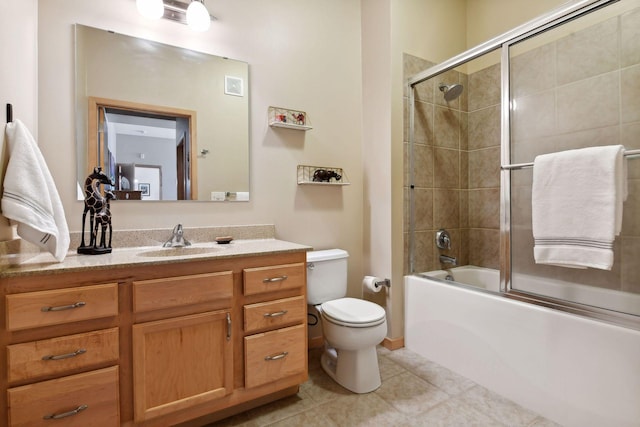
xmin=405 ymin=267 xmax=640 ymax=427
xmin=423 ymin=266 xmax=640 ymax=315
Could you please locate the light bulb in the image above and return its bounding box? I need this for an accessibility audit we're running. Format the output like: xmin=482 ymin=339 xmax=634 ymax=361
xmin=186 ymin=0 xmax=211 ymax=32
xmin=136 ymin=0 xmax=164 ymax=19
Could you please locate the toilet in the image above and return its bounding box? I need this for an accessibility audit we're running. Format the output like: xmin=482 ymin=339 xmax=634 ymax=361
xmin=306 ymin=249 xmax=387 ymax=393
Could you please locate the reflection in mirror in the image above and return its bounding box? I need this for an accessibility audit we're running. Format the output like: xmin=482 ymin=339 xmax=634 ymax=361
xmin=90 ymin=97 xmax=196 ymax=200
xmin=75 ymin=24 xmax=250 ymax=201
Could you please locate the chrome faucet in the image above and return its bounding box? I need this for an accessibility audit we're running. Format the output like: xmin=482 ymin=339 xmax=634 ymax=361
xmin=439 ymin=255 xmax=458 ymax=267
xmin=435 ymin=229 xmax=451 ymax=250
xmin=163 ymin=224 xmax=191 ymax=247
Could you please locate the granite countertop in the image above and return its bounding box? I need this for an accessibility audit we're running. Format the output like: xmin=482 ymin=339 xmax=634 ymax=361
xmin=0 ymin=239 xmax=311 ymax=278
xmin=0 ymin=225 xmax=312 ymax=278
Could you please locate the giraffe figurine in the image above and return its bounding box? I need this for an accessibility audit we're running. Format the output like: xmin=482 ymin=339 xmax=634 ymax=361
xmin=93 ymin=190 xmax=116 ymax=251
xmin=78 ymin=167 xmax=113 ymax=254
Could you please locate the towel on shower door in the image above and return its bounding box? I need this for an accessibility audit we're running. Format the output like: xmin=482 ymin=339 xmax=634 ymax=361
xmin=1 ymin=119 xmax=70 ymax=262
xmin=531 ymin=145 xmax=627 ymax=270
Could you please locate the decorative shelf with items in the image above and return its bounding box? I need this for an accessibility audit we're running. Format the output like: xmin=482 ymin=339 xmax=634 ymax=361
xmin=297 ymin=165 xmax=350 ymax=186
xmin=269 ymin=106 xmax=312 ymax=131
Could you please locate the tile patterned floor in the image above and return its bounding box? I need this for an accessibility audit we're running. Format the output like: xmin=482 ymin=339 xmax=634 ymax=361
xmin=209 ymin=346 xmax=562 ymax=427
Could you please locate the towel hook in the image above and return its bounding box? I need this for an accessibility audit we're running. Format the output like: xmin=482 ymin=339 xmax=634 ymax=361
xmin=6 ymin=103 xmax=13 ymax=123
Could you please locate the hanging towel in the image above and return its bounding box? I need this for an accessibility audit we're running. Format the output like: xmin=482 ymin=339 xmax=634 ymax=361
xmin=2 ymin=119 xmax=70 ymax=262
xmin=531 ymin=145 xmax=627 ymax=270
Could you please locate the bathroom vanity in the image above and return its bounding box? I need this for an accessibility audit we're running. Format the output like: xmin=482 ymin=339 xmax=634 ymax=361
xmin=0 ymin=238 xmax=310 ymax=426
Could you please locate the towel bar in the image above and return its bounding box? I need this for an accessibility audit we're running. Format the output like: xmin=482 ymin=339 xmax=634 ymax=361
xmin=501 ymin=149 xmax=640 ymax=170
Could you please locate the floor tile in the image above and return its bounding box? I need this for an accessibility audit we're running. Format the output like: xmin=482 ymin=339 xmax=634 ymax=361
xmin=315 ymin=391 xmax=412 ymax=427
xmin=405 ymin=358 xmax=476 ymax=396
xmin=375 ymin=371 xmax=450 ymax=416
xmin=206 ymin=346 xmax=561 ymax=427
xmin=459 ymin=385 xmax=540 ymax=427
xmin=411 ymin=398 xmax=506 ymax=426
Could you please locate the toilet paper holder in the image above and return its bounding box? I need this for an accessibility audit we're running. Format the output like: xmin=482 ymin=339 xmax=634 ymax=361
xmin=375 ymin=278 xmax=391 ymax=289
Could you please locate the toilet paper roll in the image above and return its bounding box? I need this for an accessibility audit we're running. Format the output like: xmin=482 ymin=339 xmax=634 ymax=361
xmin=363 ymin=276 xmax=383 ymax=293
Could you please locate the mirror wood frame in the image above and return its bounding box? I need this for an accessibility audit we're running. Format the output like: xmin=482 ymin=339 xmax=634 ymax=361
xmin=87 ymin=97 xmax=198 ymax=200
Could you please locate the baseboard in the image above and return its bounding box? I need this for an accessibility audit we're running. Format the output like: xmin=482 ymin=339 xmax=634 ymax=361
xmin=308 ymin=336 xmax=324 ymax=349
xmin=382 ymin=336 xmax=404 ymax=351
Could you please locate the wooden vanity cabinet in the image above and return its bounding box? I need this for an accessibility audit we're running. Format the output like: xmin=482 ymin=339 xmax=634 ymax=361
xmin=0 ymin=249 xmax=308 ymax=427
xmin=131 ymin=272 xmax=234 ymax=422
xmin=242 ymin=263 xmax=308 ymax=389
xmin=2 ymin=281 xmax=121 ymax=427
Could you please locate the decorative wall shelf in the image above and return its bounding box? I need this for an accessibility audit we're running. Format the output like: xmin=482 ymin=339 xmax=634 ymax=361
xmin=269 ymin=106 xmax=312 ymax=131
xmin=297 ymin=165 xmax=350 ymax=186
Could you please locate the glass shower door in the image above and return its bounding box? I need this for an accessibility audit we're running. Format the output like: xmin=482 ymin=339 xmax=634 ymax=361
xmin=506 ymin=0 xmax=640 ymax=317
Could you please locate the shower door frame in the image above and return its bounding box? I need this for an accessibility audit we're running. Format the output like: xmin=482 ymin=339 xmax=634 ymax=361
xmin=407 ymin=0 xmax=640 ymax=329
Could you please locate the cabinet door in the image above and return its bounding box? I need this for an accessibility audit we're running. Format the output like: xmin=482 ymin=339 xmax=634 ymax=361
xmin=7 ymin=366 xmax=119 ymax=427
xmin=5 ymin=283 xmax=118 ymax=331
xmin=245 ymin=324 xmax=306 ymax=389
xmin=132 ymin=310 xmax=233 ymax=422
xmin=244 ymin=295 xmax=306 ymax=333
xmin=243 ymin=263 xmax=305 ymax=296
xmin=7 ymin=328 xmax=119 ymax=384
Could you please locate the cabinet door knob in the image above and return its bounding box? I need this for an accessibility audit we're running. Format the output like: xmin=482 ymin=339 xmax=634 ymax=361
xmin=263 ymin=275 xmax=288 ymax=283
xmin=43 ymin=404 xmax=88 ymax=420
xmin=41 ymin=301 xmax=86 ymax=312
xmin=263 ymin=310 xmax=288 ymax=318
xmin=42 ymin=348 xmax=87 ymax=361
xmin=264 ymin=351 xmax=288 ymax=361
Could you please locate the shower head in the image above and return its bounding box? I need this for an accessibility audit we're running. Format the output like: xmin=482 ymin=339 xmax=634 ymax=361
xmin=439 ymin=83 xmax=464 ymax=102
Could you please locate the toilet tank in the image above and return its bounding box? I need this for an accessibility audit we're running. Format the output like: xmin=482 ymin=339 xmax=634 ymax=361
xmin=306 ymin=249 xmax=349 ymax=305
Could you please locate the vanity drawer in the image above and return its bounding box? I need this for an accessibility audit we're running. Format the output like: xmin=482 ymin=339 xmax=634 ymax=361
xmin=244 ymin=324 xmax=306 ymax=388
xmin=7 ymin=366 xmax=120 ymax=427
xmin=133 ymin=271 xmax=233 ymax=313
xmin=7 ymin=328 xmax=119 ymax=384
xmin=244 ymin=296 xmax=306 ymax=333
xmin=243 ymin=263 xmax=305 ymax=296
xmin=5 ymin=283 xmax=118 ymax=331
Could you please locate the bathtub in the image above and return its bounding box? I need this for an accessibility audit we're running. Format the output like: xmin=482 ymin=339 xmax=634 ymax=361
xmin=422 ymin=265 xmax=640 ymax=315
xmin=405 ymin=266 xmax=640 ymax=427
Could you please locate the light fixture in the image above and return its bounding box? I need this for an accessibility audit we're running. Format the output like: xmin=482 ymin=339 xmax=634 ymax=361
xmin=186 ymin=0 xmax=211 ymax=32
xmin=136 ymin=0 xmax=164 ymax=19
xmin=137 ymin=0 xmax=215 ymax=31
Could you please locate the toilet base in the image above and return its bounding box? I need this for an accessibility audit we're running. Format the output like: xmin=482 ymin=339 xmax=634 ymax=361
xmin=320 ymin=344 xmax=382 ymax=394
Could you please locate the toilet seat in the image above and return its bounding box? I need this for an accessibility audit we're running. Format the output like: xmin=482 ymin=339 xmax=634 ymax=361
xmin=321 ymin=297 xmax=386 ymax=328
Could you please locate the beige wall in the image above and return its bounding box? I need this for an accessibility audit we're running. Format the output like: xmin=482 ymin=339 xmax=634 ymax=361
xmin=466 ymin=0 xmax=567 ymax=47
xmin=0 ymin=0 xmax=37 ymax=240
xmin=36 ymin=0 xmax=365 ymax=295
xmin=361 ymin=0 xmax=468 ymax=339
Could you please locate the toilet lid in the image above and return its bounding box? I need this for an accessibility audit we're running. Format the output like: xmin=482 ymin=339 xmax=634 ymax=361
xmin=321 ymin=297 xmax=386 ymax=326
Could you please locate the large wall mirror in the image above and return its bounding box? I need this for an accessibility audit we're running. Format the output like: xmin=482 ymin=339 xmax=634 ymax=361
xmin=75 ymin=24 xmax=250 ymax=201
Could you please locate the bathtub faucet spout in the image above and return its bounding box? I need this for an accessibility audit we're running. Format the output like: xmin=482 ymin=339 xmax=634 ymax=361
xmin=439 ymin=255 xmax=457 ymax=267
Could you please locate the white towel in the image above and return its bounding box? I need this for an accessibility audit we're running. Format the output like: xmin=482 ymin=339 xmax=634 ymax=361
xmin=531 ymin=145 xmax=627 ymax=270
xmin=2 ymin=119 xmax=70 ymax=262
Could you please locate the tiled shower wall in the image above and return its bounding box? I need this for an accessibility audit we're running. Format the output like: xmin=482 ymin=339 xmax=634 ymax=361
xmin=403 ymin=54 xmax=502 ymax=274
xmin=404 ymin=4 xmax=640 ymax=296
xmin=509 ymin=6 xmax=640 ymax=294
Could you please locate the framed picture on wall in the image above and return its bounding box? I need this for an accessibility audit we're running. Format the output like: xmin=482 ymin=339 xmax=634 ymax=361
xmin=139 ymin=183 xmax=150 ymax=197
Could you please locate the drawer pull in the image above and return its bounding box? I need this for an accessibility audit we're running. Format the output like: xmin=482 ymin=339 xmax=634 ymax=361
xmin=43 ymin=404 xmax=88 ymax=420
xmin=226 ymin=312 xmax=231 ymax=341
xmin=41 ymin=301 xmax=86 ymax=312
xmin=264 ymin=310 xmax=288 ymax=318
xmin=263 ymin=275 xmax=288 ymax=283
xmin=42 ymin=348 xmax=87 ymax=361
xmin=264 ymin=351 xmax=288 ymax=361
